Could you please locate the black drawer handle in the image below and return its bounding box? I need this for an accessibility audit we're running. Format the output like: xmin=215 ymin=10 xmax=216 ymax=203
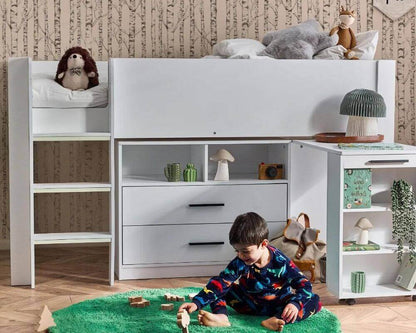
xmin=367 ymin=159 xmax=409 ymax=164
xmin=188 ymin=203 xmax=225 ymax=207
xmin=189 ymin=242 xmax=225 ymax=246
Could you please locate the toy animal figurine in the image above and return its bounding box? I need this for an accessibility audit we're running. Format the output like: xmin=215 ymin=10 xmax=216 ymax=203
xmin=177 ymin=309 xmax=190 ymax=333
xmin=55 ymin=46 xmax=99 ymax=90
xmin=330 ymin=6 xmax=359 ymax=60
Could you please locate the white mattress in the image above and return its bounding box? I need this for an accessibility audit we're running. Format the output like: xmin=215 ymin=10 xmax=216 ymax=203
xmin=32 ymin=73 xmax=108 ymax=108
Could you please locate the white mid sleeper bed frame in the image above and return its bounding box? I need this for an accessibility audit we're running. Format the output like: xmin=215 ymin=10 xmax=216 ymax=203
xmin=9 ymin=58 xmax=395 ymax=286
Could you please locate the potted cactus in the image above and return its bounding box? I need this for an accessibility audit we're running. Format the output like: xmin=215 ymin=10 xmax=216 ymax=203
xmin=183 ymin=163 xmax=197 ymax=182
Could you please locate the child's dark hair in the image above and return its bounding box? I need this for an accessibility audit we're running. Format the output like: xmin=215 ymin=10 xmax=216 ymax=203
xmin=229 ymin=212 xmax=269 ymax=246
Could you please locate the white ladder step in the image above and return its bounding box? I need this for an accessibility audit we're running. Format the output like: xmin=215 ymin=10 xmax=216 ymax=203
xmin=34 ymin=232 xmax=112 ymax=245
xmin=33 ymin=183 xmax=112 ymax=193
xmin=33 ymin=132 xmax=111 ymax=141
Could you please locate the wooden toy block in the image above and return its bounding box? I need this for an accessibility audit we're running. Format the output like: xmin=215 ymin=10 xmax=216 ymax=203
xmin=188 ymin=293 xmax=197 ymax=300
xmin=161 ymin=303 xmax=174 ymax=311
xmin=129 ymin=296 xmax=150 ymax=308
xmin=131 ymin=302 xmax=146 ymax=308
xmin=164 ymin=293 xmax=173 ymax=301
xmin=177 ymin=309 xmax=190 ymax=333
xmin=164 ymin=293 xmax=185 ymax=302
xmin=37 ymin=305 xmax=56 ymax=332
xmin=128 ymin=296 xmax=143 ymax=303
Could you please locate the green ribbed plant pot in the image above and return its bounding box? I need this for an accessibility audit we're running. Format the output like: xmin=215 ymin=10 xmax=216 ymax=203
xmin=351 ymin=271 xmax=366 ymax=293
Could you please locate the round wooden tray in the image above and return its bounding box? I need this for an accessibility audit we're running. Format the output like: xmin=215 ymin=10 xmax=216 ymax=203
xmin=315 ymin=132 xmax=384 ymax=143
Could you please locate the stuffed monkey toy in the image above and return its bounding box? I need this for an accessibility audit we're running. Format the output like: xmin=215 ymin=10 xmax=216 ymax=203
xmin=330 ymin=6 xmax=358 ymax=60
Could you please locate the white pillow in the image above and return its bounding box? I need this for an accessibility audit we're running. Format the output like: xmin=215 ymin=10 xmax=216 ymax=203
xmin=354 ymin=30 xmax=379 ymax=60
xmin=32 ymin=73 xmax=108 ymax=108
xmin=213 ymin=38 xmax=266 ymax=58
xmin=313 ymin=45 xmax=346 ymax=60
xmin=313 ymin=30 xmax=378 ymax=60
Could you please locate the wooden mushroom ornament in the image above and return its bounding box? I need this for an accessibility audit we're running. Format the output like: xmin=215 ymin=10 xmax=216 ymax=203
xmin=210 ymin=149 xmax=235 ymax=181
xmin=355 ymin=217 xmax=373 ymax=245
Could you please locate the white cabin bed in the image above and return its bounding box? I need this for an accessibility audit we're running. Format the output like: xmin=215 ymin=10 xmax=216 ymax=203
xmin=9 ymin=58 xmax=396 ymax=285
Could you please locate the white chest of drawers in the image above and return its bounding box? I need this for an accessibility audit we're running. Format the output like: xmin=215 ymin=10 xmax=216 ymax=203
xmin=116 ymin=140 xmax=290 ymax=279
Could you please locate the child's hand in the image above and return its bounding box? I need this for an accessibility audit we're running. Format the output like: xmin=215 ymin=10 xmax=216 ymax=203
xmin=281 ymin=303 xmax=298 ymax=323
xmin=178 ymin=302 xmax=198 ymax=314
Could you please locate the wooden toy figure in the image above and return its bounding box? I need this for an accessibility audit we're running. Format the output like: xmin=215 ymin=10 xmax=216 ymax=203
xmin=37 ymin=305 xmax=56 ymax=332
xmin=177 ymin=309 xmax=190 ymax=333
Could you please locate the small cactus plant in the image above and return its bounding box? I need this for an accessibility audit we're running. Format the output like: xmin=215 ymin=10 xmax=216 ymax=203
xmin=183 ymin=163 xmax=197 ymax=182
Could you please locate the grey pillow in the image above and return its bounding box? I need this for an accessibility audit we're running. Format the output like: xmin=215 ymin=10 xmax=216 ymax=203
xmin=260 ymin=19 xmax=338 ymax=59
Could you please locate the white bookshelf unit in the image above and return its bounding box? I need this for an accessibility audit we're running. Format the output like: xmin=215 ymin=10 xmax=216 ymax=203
xmin=299 ymin=141 xmax=416 ymax=303
xmin=8 ymin=58 xmax=114 ymax=287
xmin=116 ymin=140 xmax=290 ymax=279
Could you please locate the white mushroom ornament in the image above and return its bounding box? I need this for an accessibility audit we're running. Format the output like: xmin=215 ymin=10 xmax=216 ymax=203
xmin=210 ymin=149 xmax=235 ymax=181
xmin=355 ymin=217 xmax=373 ymax=245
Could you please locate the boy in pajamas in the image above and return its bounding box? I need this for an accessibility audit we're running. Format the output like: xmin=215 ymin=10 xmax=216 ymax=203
xmin=178 ymin=212 xmax=321 ymax=331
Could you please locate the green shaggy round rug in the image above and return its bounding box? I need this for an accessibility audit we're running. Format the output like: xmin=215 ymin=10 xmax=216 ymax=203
xmin=50 ymin=287 xmax=341 ymax=333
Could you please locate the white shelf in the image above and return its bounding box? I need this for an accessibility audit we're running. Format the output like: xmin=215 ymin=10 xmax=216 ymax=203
xmin=343 ymin=243 xmax=402 ymax=256
xmin=33 ymin=132 xmax=111 ymax=141
xmin=341 ymin=283 xmax=416 ymax=299
xmin=122 ymin=175 xmax=288 ymax=187
xmin=343 ymin=203 xmax=391 ymax=213
xmin=33 ymin=232 xmax=112 ymax=245
xmin=33 ymin=183 xmax=112 ymax=193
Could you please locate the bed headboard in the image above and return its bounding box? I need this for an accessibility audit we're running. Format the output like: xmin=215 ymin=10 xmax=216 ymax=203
xmin=110 ymin=59 xmax=395 ymax=141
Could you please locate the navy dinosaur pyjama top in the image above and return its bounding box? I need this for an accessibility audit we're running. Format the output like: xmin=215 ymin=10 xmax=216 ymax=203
xmin=192 ymin=245 xmax=321 ymax=321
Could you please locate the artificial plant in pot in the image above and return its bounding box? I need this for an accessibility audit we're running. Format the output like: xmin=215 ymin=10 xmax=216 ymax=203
xmin=391 ymin=179 xmax=416 ymax=263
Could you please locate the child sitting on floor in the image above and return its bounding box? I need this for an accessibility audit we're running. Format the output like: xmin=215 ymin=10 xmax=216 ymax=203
xmin=178 ymin=212 xmax=322 ymax=332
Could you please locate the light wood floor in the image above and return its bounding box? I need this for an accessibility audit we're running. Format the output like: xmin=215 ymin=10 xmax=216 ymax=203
xmin=1 ymin=247 xmax=416 ymax=332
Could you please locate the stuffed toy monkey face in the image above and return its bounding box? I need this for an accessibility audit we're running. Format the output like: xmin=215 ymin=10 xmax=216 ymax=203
xmin=67 ymin=53 xmax=85 ymax=69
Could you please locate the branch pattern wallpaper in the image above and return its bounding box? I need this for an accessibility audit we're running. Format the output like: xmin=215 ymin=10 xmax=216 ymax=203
xmin=0 ymin=0 xmax=415 ymax=240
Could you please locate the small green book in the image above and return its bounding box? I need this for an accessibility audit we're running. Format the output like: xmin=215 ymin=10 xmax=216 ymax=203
xmin=344 ymin=168 xmax=372 ymax=209
xmin=343 ymin=240 xmax=380 ymax=251
xmin=338 ymin=143 xmax=404 ymax=150
xmin=395 ymin=253 xmax=416 ymax=290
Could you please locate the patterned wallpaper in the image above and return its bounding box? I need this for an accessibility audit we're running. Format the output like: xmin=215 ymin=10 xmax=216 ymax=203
xmin=0 ymin=0 xmax=415 ymax=241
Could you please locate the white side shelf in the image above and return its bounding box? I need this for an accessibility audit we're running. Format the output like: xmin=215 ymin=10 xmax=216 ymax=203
xmin=342 ymin=284 xmax=416 ymax=299
xmin=324 ymin=145 xmax=416 ymax=301
xmin=122 ymin=175 xmax=288 ymax=187
xmin=343 ymin=203 xmax=391 ymax=213
xmin=34 ymin=232 xmax=112 ymax=245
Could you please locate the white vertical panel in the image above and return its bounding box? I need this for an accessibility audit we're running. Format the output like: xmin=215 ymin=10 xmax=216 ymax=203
xmin=289 ymin=142 xmax=328 ymax=241
xmin=326 ymin=153 xmax=343 ymax=298
xmin=8 ymin=57 xmax=33 ymax=286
